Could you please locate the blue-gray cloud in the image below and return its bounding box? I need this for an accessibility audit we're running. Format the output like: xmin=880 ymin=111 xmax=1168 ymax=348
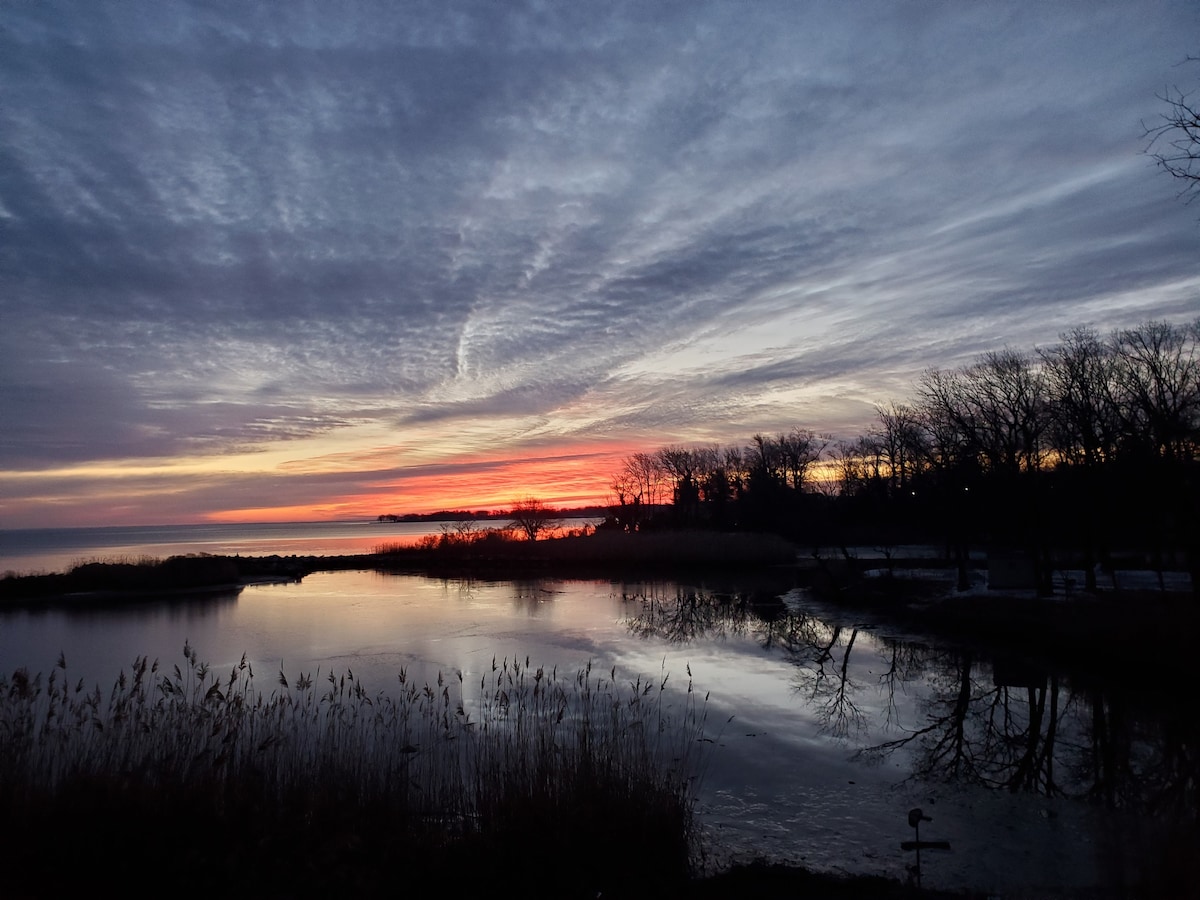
xmin=1 ymin=0 xmax=1197 ymax=489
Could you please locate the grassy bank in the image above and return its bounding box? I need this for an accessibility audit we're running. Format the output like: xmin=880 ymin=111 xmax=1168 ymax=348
xmin=0 ymin=553 xmax=249 ymax=605
xmin=0 ymin=646 xmax=709 ymax=898
xmin=377 ymin=528 xmax=801 ymax=573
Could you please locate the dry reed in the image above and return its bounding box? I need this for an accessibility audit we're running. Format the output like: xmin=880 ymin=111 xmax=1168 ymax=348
xmin=0 ymin=644 xmax=712 ymax=897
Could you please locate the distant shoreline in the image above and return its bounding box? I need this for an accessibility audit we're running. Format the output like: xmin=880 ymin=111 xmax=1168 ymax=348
xmin=0 ymin=530 xmax=801 ymax=604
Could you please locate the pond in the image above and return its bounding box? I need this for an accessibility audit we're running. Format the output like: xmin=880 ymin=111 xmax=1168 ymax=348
xmin=0 ymin=568 xmax=1190 ymax=895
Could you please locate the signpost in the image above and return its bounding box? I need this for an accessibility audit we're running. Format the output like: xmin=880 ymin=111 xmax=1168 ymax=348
xmin=901 ymin=808 xmax=951 ymax=890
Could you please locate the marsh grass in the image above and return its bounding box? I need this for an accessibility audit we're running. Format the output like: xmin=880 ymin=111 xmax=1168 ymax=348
xmin=0 ymin=553 xmax=243 ymax=603
xmin=379 ymin=523 xmax=523 ymax=554
xmin=0 ymin=645 xmax=710 ymax=898
xmin=376 ymin=528 xmax=798 ymax=570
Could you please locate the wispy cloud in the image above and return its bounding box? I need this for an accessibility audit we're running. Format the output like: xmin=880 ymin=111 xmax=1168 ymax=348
xmin=1 ymin=0 xmax=1197 ymax=525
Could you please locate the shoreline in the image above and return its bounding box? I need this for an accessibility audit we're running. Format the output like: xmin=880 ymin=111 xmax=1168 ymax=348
xmin=4 ymin=539 xmax=1196 ymax=687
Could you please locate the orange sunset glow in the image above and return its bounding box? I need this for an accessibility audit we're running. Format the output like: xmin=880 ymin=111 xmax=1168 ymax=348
xmin=204 ymin=444 xmax=637 ymax=524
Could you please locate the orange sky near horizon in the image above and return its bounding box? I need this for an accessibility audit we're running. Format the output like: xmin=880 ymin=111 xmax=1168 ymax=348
xmin=0 ymin=441 xmax=643 ymax=529
xmin=2 ymin=437 xmax=853 ymax=529
xmin=204 ymin=445 xmax=632 ymax=524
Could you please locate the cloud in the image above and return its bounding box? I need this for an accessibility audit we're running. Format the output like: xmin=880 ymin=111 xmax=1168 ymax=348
xmin=1 ymin=0 xmax=1198 ymax=524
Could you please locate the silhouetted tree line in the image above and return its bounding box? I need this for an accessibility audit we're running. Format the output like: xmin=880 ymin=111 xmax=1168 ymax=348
xmin=607 ymin=320 xmax=1200 ymax=594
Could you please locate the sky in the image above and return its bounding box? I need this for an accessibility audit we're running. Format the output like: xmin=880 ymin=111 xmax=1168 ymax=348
xmin=1 ymin=0 xmax=1198 ymax=529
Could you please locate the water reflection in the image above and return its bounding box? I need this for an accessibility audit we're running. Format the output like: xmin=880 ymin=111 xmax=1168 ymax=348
xmin=858 ymin=651 xmax=1071 ymax=795
xmin=622 ymin=585 xmax=769 ymax=643
xmin=508 ymin=579 xmax=566 ymax=613
xmin=0 ymin=588 xmax=244 ymax=681
xmin=623 ymin=586 xmax=880 ymax=741
xmin=619 ymin=581 xmax=1198 ymax=832
xmin=10 ymin=587 xmax=242 ymax=619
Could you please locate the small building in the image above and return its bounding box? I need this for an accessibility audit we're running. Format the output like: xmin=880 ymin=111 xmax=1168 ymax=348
xmin=987 ymin=550 xmax=1037 ymax=590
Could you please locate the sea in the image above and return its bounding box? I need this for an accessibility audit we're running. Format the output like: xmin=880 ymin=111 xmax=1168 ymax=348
xmin=0 ymin=519 xmax=558 ymax=576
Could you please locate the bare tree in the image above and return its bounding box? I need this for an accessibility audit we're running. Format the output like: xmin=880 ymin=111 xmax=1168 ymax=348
xmin=609 ymin=468 xmax=645 ymax=531
xmin=1145 ymin=56 xmax=1200 ymax=202
xmin=872 ymin=401 xmax=928 ymax=495
xmin=918 ymin=351 xmax=1048 ymax=478
xmin=1039 ymin=328 xmax=1126 ymax=590
xmin=509 ymin=497 xmax=560 ymax=541
xmin=1111 ymin=320 xmax=1200 ymax=591
xmin=657 ymin=445 xmax=705 ymax=520
xmin=830 ymin=437 xmax=878 ymax=496
xmin=777 ymin=428 xmax=827 ymax=492
xmin=609 ymin=451 xmax=669 ymax=531
xmin=1112 ymin=319 xmax=1200 ymax=464
xmin=720 ymin=444 xmax=749 ymax=498
xmin=916 ymin=368 xmax=983 ymax=592
xmin=1040 ymin=328 xmax=1123 ymax=469
xmin=966 ymin=349 xmax=1049 ymax=476
xmin=625 ymin=451 xmax=669 ymax=507
xmin=916 ymin=367 xmax=977 ymax=476
xmin=746 ymin=433 xmax=785 ymax=489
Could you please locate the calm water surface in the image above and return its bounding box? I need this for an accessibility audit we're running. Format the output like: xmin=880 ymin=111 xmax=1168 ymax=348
xmin=1 ymin=563 xmax=1183 ymax=895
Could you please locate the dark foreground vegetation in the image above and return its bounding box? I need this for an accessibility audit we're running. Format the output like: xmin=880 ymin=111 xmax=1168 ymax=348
xmin=386 ymin=525 xmax=801 ymax=575
xmin=0 ymin=642 xmax=1022 ymax=900
xmin=0 ymin=553 xmax=246 ymax=603
xmin=1 ymin=646 xmax=708 ymax=899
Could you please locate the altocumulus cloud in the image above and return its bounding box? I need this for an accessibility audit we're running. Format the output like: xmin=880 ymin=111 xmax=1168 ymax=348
xmin=1 ymin=0 xmax=1198 ymax=524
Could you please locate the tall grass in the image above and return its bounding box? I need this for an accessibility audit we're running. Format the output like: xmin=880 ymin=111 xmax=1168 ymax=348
xmin=377 ymin=528 xmax=798 ymax=568
xmin=0 ymin=645 xmax=711 ymax=897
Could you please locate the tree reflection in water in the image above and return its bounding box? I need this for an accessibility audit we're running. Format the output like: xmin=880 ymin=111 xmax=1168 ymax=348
xmin=619 ymin=582 xmax=1199 ymax=832
xmin=620 ymin=584 xmax=786 ymax=644
xmin=855 ymin=650 xmax=1077 ymax=798
xmin=785 ymin=619 xmax=865 ymax=739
